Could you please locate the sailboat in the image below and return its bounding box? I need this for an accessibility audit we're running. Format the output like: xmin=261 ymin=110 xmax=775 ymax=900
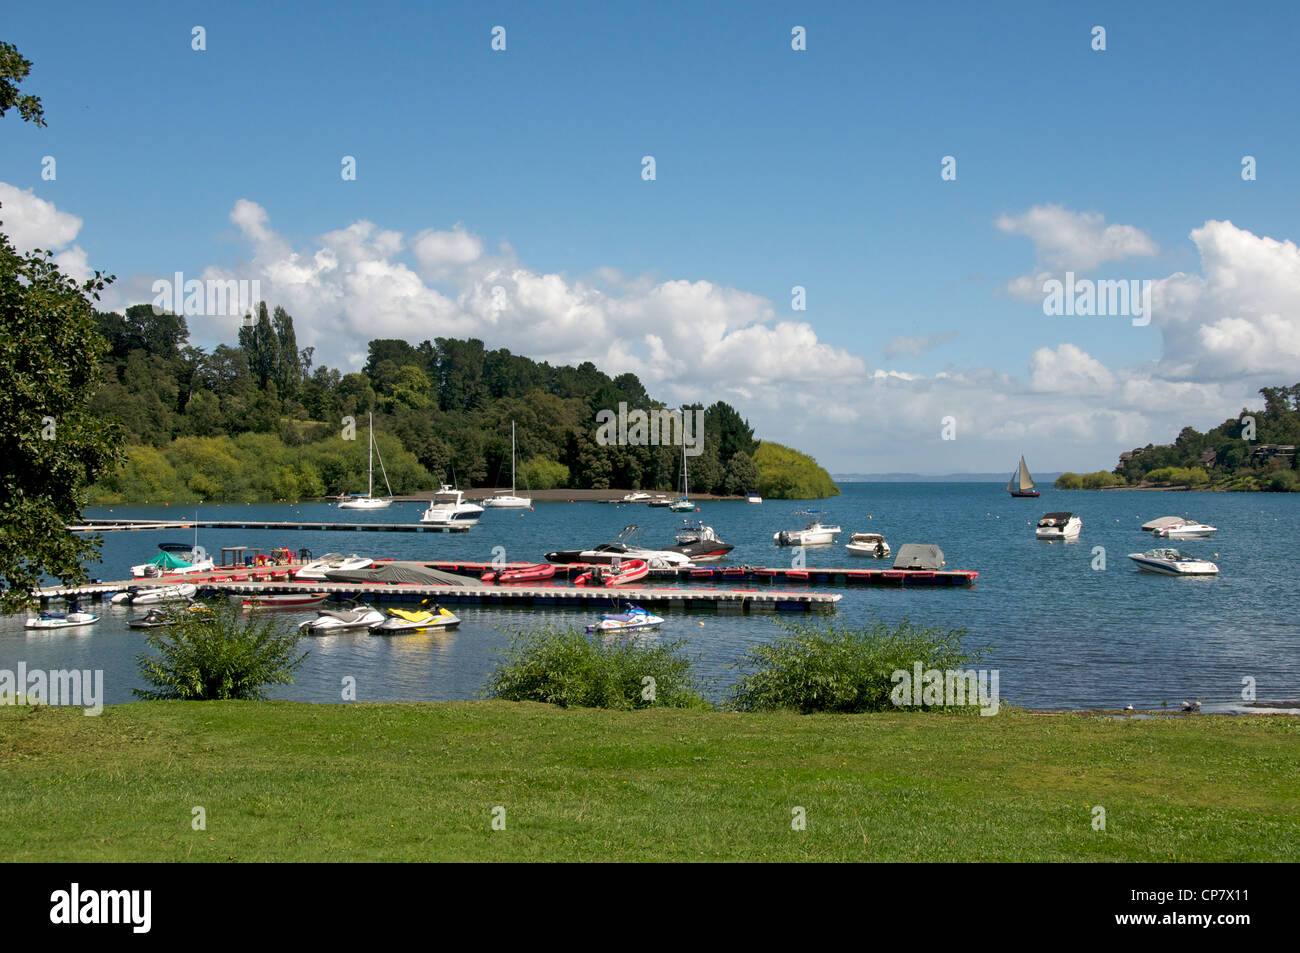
xmin=482 ymin=421 xmax=532 ymax=508
xmin=1007 ymin=455 xmax=1040 ymax=498
xmin=669 ymin=440 xmax=695 ymax=512
xmin=339 ymin=413 xmax=394 ymax=509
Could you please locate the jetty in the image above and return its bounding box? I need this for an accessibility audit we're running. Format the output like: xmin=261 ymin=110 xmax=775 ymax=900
xmin=69 ymin=518 xmax=470 ymax=534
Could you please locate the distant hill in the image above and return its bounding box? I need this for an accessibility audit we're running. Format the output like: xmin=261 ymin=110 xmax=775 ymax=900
xmin=834 ymin=472 xmax=1065 ymax=484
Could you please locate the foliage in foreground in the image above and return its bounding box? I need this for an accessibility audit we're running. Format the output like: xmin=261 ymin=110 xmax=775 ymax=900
xmin=133 ymin=601 xmax=308 ymax=700
xmin=482 ymin=624 xmax=709 ymax=710
xmin=728 ymin=619 xmax=985 ymax=714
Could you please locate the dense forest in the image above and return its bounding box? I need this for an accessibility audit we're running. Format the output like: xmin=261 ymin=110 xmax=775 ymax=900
xmin=87 ymin=303 xmax=839 ymax=503
xmin=1056 ymin=384 xmax=1300 ymax=492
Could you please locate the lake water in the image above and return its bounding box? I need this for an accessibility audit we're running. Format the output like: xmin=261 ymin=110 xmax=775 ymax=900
xmin=3 ymin=483 xmax=1297 ymax=710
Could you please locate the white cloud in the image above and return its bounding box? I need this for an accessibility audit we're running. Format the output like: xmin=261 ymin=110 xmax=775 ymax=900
xmin=0 ymin=182 xmax=92 ymax=280
xmin=1028 ymin=343 xmax=1116 ymax=394
xmin=998 ymin=204 xmax=1159 ymax=300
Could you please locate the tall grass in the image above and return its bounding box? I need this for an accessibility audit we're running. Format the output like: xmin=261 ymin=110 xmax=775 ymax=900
xmin=728 ymin=618 xmax=986 ymax=713
xmin=482 ymin=624 xmax=710 ymax=710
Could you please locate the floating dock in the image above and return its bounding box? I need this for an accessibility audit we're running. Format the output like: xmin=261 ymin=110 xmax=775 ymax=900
xmin=422 ymin=561 xmax=978 ymax=588
xmin=69 ymin=518 xmax=469 ymax=533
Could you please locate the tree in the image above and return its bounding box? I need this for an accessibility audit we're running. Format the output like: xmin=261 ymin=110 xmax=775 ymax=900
xmin=0 ymin=41 xmax=44 ymax=125
xmin=723 ymin=450 xmax=760 ymax=495
xmin=0 ymin=232 xmax=124 ymax=609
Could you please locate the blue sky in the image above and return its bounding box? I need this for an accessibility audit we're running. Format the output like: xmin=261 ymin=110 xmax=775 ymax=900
xmin=3 ymin=1 xmax=1298 ymax=472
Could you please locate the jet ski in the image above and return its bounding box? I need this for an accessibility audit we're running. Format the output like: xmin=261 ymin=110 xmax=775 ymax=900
xmin=586 ymin=605 xmax=665 ymax=633
xmin=372 ymin=601 xmax=461 ymax=633
xmin=127 ymin=608 xmax=174 ymax=629
xmin=298 ymin=602 xmax=386 ymax=632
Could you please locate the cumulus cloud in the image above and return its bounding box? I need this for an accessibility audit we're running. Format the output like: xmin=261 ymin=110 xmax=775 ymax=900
xmin=998 ymin=204 xmax=1159 ymax=301
xmin=0 ymin=182 xmax=92 ymax=280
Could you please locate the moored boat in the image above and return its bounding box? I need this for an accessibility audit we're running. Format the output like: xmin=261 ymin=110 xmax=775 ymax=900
xmin=298 ymin=603 xmax=386 ymax=632
xmin=481 ymin=563 xmax=556 ymax=584
xmin=574 ymin=559 xmax=649 ymax=587
xmin=372 ymin=601 xmax=461 ymax=633
xmin=419 ymin=485 xmax=484 ymax=528
xmin=1035 ymin=512 xmax=1081 ymax=540
xmin=665 ymin=521 xmax=734 ymax=562
xmin=239 ymin=592 xmax=330 ymax=610
xmin=337 ymin=413 xmax=394 ymax=509
xmin=481 ymin=421 xmax=532 ymax=508
xmin=845 ymin=532 xmax=891 ymax=557
xmin=586 ymin=605 xmax=665 ymax=633
xmin=1152 ymin=521 xmax=1217 ymax=538
xmin=294 ymin=553 xmax=374 ymax=580
xmin=1128 ymin=548 xmax=1219 ymax=575
xmin=545 ymin=525 xmax=691 ymax=568
xmin=774 ymin=516 xmax=840 ymax=546
xmin=111 ymin=582 xmax=199 ymax=605
xmin=25 ymin=603 xmax=99 ymax=629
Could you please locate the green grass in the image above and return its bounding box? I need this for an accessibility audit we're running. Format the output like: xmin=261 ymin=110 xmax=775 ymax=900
xmin=1 ymin=702 xmax=1297 ymax=861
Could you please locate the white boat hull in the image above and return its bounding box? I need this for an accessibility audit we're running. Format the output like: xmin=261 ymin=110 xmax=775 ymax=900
xmin=1153 ymin=524 xmax=1217 ymax=538
xmin=338 ymin=498 xmax=392 ymax=510
xmin=25 ymin=613 xmax=99 ymax=629
xmin=481 ymin=495 xmax=532 ymax=508
xmin=1128 ymin=552 xmax=1219 ymax=575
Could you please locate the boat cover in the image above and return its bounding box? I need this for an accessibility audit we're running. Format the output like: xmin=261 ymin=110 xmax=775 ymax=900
xmin=146 ymin=551 xmax=193 ymax=570
xmin=1141 ymin=516 xmax=1192 ymax=531
xmin=1041 ymin=512 xmax=1074 ymax=521
xmin=892 ymin=544 xmax=945 ymax=570
xmin=325 ymin=563 xmax=486 ymax=587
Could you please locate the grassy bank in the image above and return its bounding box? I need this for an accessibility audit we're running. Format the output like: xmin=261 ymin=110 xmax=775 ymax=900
xmin=1 ymin=702 xmax=1296 ymax=861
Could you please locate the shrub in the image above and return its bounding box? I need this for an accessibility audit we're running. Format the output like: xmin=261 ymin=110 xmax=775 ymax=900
xmin=133 ymin=601 xmax=308 ymax=700
xmin=1080 ymin=470 xmax=1124 ymax=489
xmin=1054 ymin=472 xmax=1083 ymax=490
xmin=1266 ymin=469 xmax=1299 ymax=492
xmin=728 ymin=618 xmax=986 ymax=714
xmin=482 ymin=624 xmax=709 ymax=710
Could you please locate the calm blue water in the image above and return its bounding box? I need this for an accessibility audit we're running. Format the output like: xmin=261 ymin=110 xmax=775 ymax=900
xmin=3 ymin=484 xmax=1297 ymax=710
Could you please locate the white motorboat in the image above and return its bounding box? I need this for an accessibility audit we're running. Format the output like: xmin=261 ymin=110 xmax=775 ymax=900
xmin=1141 ymin=516 xmax=1191 ymax=532
xmin=130 ymin=533 xmax=214 ymax=578
xmin=620 ymin=492 xmax=653 ymax=503
xmin=419 ymin=485 xmax=484 ymax=528
xmin=112 ymin=582 xmax=199 ymax=605
xmin=295 ymin=553 xmax=374 ymax=580
xmin=1153 ymin=522 xmax=1218 ymax=538
xmin=25 ymin=609 xmax=99 ymax=629
xmin=338 ymin=413 xmax=393 ymax=509
xmin=545 ymin=525 xmax=692 ymax=568
xmin=481 ymin=421 xmax=532 ymax=508
xmin=1035 ymin=512 xmax=1082 ymax=540
xmin=745 ymin=492 xmax=762 ymax=504
xmin=845 ymin=532 xmax=891 ymax=558
xmin=298 ymin=603 xmax=386 ymax=633
xmin=1128 ymin=548 xmax=1219 ymax=575
xmin=774 ymin=518 xmax=841 ymax=546
xmin=665 ymin=521 xmax=734 ymax=561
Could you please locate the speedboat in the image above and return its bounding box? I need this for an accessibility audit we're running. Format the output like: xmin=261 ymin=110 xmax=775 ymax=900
xmin=1141 ymin=516 xmax=1191 ymax=532
xmin=774 ymin=519 xmax=840 ymax=546
xmin=586 ymin=605 xmax=665 ymax=633
xmin=372 ymin=602 xmax=461 ymax=633
xmin=544 ymin=525 xmax=691 ymax=568
xmin=1153 ymin=522 xmax=1218 ymax=538
xmin=665 ymin=521 xmax=734 ymax=562
xmin=130 ymin=542 xmax=215 ymax=578
xmin=298 ymin=603 xmax=386 ymax=632
xmin=1128 ymin=548 xmax=1219 ymax=575
xmin=745 ymin=492 xmax=762 ymax=504
xmin=338 ymin=413 xmax=393 ymax=509
xmin=419 ymin=485 xmax=484 ymax=528
xmin=845 ymin=533 xmax=891 ymax=558
xmin=481 ymin=421 xmax=532 ymax=508
xmin=620 ymin=492 xmax=653 ymax=503
xmin=111 ymin=582 xmax=199 ymax=605
xmin=295 ymin=553 xmax=374 ymax=580
xmin=1035 ymin=512 xmax=1081 ymax=540
xmin=25 ymin=607 xmax=98 ymax=629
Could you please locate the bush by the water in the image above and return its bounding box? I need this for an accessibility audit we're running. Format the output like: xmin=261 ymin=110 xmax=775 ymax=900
xmin=482 ymin=625 xmax=709 ymax=710
xmin=728 ymin=619 xmax=986 ymax=713
xmin=134 ymin=601 xmax=308 ymax=700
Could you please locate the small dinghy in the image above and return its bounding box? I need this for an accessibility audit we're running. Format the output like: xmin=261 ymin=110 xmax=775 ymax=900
xmin=25 ymin=607 xmax=99 ymax=629
xmin=480 ymin=563 xmax=556 ymax=584
xmin=586 ymin=605 xmax=665 ymax=633
xmin=573 ymin=559 xmax=649 ymax=587
xmin=111 ymin=582 xmax=199 ymax=605
xmin=372 ymin=601 xmax=461 ymax=633
xmin=298 ymin=603 xmax=386 ymax=633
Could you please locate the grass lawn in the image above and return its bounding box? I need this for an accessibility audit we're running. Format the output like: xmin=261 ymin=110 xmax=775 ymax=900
xmin=1 ymin=701 xmax=1296 ymax=861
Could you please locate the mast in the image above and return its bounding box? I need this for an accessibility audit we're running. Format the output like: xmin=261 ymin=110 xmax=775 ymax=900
xmin=511 ymin=420 xmax=517 ymax=494
xmin=367 ymin=412 xmax=374 ymax=498
xmin=682 ymin=439 xmax=689 ymax=498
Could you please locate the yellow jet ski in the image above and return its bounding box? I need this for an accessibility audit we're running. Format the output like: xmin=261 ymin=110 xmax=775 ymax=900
xmin=373 ymin=601 xmax=461 ymax=633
